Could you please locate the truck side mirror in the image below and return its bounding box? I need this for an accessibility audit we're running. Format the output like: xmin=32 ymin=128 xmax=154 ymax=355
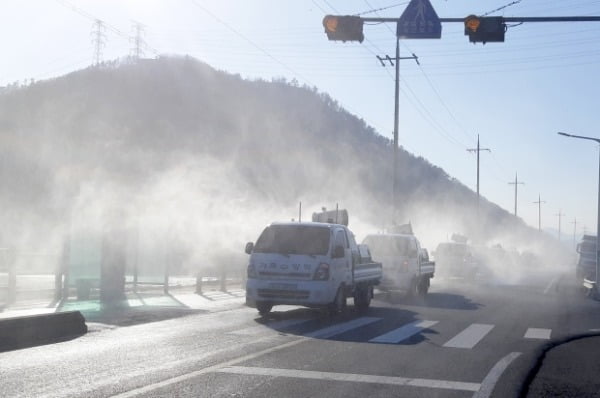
xmin=333 ymin=245 xmax=345 ymax=259
xmin=245 ymin=242 xmax=254 ymax=255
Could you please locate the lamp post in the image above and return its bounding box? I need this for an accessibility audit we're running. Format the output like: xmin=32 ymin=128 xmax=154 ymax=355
xmin=558 ymin=131 xmax=600 ymax=296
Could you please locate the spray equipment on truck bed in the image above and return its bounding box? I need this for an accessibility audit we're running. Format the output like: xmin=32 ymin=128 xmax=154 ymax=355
xmin=451 ymin=233 xmax=469 ymax=244
xmin=386 ymin=222 xmax=413 ymax=235
xmin=312 ymin=207 xmax=349 ymax=226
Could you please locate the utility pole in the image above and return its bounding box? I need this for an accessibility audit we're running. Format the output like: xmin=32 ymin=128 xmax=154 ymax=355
xmin=571 ymin=217 xmax=577 ymax=245
xmin=131 ymin=22 xmax=146 ymax=60
xmin=508 ymin=172 xmax=525 ymax=217
xmin=555 ymin=209 xmax=565 ymax=241
xmin=533 ymin=194 xmax=546 ymax=232
xmin=91 ymin=19 xmax=106 ymax=65
xmin=467 ymin=134 xmax=491 ymax=213
xmin=376 ymin=50 xmax=419 ymax=223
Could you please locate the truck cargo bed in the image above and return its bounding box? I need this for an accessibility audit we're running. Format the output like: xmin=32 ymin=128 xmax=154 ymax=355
xmin=354 ymin=262 xmax=382 ymax=283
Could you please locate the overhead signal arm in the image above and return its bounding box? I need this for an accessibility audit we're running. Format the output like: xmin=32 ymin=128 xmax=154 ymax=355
xmin=323 ymin=15 xmax=600 ymax=45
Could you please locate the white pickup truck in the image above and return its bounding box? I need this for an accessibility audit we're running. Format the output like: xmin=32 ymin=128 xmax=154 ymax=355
xmin=362 ymin=231 xmax=435 ymax=296
xmin=244 ymin=221 xmax=382 ymax=315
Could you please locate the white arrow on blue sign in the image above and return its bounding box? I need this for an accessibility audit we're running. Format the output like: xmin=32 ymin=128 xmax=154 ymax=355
xmin=397 ymin=0 xmax=442 ymax=39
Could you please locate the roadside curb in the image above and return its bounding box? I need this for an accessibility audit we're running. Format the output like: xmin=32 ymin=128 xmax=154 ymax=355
xmin=516 ymin=332 xmax=600 ymax=397
xmin=0 ymin=310 xmax=87 ymax=352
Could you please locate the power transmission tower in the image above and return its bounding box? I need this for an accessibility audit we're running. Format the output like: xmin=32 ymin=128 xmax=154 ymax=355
xmin=467 ymin=134 xmax=491 ymax=213
xmin=91 ymin=19 xmax=106 ymax=65
xmin=130 ymin=22 xmax=146 ymax=60
xmin=555 ymin=209 xmax=565 ymax=241
xmin=375 ymin=50 xmax=419 ymax=224
xmin=508 ymin=172 xmax=525 ymax=217
xmin=533 ymin=194 xmax=546 ymax=232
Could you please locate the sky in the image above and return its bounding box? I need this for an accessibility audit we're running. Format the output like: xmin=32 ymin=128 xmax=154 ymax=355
xmin=2 ymin=0 xmax=600 ymax=241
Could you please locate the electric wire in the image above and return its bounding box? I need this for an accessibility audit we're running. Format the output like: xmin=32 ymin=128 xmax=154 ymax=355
xmin=190 ymin=0 xmax=397 ymax=147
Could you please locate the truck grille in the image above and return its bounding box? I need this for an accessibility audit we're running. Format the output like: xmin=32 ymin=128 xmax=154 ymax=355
xmin=257 ymin=289 xmax=310 ymax=300
xmin=258 ymin=271 xmax=311 ymax=280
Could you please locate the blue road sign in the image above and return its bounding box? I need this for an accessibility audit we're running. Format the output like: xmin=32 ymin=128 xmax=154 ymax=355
xmin=397 ymin=0 xmax=442 ymax=39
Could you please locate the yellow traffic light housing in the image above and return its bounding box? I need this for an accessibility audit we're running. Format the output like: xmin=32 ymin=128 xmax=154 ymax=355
xmin=464 ymin=15 xmax=505 ymax=44
xmin=465 ymin=15 xmax=481 ymax=33
xmin=323 ymin=15 xmax=339 ymax=33
xmin=322 ymin=15 xmax=364 ymax=43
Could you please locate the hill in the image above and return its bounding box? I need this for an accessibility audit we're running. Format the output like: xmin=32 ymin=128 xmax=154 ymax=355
xmin=0 ymin=56 xmax=563 ymax=271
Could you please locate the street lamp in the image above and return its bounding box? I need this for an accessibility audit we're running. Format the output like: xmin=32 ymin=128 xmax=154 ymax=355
xmin=558 ymin=131 xmax=600 ymax=297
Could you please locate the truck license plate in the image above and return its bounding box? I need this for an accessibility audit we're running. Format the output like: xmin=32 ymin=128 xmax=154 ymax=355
xmin=269 ymin=283 xmax=297 ymax=290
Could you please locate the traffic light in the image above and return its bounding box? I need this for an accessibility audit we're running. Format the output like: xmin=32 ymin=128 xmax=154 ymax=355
xmin=322 ymin=15 xmax=364 ymax=43
xmin=464 ymin=15 xmax=506 ymax=44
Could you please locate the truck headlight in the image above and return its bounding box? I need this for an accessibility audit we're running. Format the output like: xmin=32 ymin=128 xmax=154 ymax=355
xmin=313 ymin=263 xmax=330 ymax=281
xmin=247 ymin=264 xmax=257 ymax=279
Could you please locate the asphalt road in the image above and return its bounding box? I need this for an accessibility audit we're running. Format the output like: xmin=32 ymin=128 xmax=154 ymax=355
xmin=2 ymin=268 xmax=599 ymax=398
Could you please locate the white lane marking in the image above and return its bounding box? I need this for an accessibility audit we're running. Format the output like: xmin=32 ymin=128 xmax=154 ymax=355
xmin=40 ymin=333 xmax=291 ymax=398
xmin=112 ymin=338 xmax=309 ymax=398
xmin=443 ymin=324 xmax=495 ymax=349
xmin=589 ymin=328 xmax=600 ymax=332
xmin=228 ymin=318 xmax=310 ymax=336
xmin=473 ymin=352 xmax=522 ymax=398
xmin=304 ymin=317 xmax=381 ymax=339
xmin=218 ymin=366 xmax=481 ymax=392
xmin=369 ymin=320 xmax=438 ymax=344
xmin=543 ymin=275 xmax=559 ymax=294
xmin=524 ymin=328 xmax=551 ymax=340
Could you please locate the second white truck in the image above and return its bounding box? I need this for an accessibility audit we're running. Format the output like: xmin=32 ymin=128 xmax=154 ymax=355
xmin=362 ymin=226 xmax=434 ymax=296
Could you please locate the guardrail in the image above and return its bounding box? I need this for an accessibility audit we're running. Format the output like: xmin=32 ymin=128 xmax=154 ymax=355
xmin=0 ymin=246 xmax=247 ymax=308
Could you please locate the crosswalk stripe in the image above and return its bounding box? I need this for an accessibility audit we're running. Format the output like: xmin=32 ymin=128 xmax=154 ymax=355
xmin=524 ymin=328 xmax=551 ymax=339
xmin=369 ymin=320 xmax=438 ymax=344
xmin=443 ymin=324 xmax=494 ymax=349
xmin=228 ymin=319 xmax=311 ymax=336
xmin=305 ymin=317 xmax=381 ymax=339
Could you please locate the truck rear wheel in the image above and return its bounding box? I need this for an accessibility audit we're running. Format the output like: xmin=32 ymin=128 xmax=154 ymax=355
xmin=256 ymin=302 xmax=273 ymax=316
xmin=354 ymin=285 xmax=372 ymax=311
xmin=408 ymin=278 xmax=419 ymax=298
xmin=417 ymin=277 xmax=430 ymax=296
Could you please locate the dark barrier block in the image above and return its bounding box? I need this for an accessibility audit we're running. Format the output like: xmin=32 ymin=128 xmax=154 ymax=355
xmin=0 ymin=311 xmax=87 ymax=352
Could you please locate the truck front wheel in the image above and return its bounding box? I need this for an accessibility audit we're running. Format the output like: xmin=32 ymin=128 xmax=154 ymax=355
xmin=256 ymin=302 xmax=273 ymax=316
xmin=329 ymin=286 xmax=346 ymax=315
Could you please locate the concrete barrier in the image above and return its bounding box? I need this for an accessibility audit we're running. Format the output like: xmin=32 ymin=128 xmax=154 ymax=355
xmin=0 ymin=311 xmax=87 ymax=352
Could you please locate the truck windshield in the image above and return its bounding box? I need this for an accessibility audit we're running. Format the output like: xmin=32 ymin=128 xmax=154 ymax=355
xmin=437 ymin=243 xmax=467 ymax=256
xmin=363 ymin=236 xmax=412 ymax=256
xmin=254 ymin=225 xmax=331 ymax=256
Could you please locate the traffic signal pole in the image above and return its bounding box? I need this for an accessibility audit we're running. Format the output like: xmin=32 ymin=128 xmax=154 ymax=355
xmin=361 ymin=16 xmax=600 ymax=23
xmin=363 ymin=16 xmax=600 ymax=44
